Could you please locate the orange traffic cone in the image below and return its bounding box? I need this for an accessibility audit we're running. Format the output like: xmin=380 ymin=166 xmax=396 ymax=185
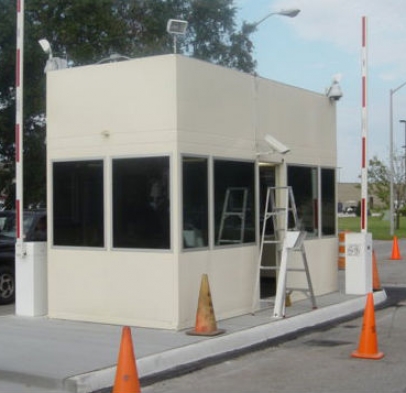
xmin=351 ymin=293 xmax=384 ymax=360
xmin=390 ymin=236 xmax=402 ymax=260
xmin=372 ymin=250 xmax=381 ymax=291
xmin=112 ymin=327 xmax=141 ymax=393
xmin=186 ymin=274 xmax=225 ymax=336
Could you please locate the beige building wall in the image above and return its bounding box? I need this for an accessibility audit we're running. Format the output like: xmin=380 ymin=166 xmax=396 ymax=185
xmin=46 ymin=54 xmax=338 ymax=329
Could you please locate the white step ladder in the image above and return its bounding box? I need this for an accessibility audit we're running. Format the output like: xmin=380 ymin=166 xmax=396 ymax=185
xmin=217 ymin=187 xmax=248 ymax=245
xmin=253 ymin=186 xmax=316 ymax=315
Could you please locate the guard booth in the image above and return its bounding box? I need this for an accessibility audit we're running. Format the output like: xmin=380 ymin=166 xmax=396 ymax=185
xmin=45 ymin=54 xmax=338 ymax=329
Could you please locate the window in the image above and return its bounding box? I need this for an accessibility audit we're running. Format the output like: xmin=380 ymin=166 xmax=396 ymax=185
xmin=321 ymin=168 xmax=336 ymax=235
xmin=113 ymin=156 xmax=170 ymax=249
xmin=53 ymin=160 xmax=104 ymax=247
xmin=214 ymin=160 xmax=255 ymax=245
xmin=288 ymin=165 xmax=336 ymax=237
xmin=182 ymin=156 xmax=208 ymax=249
xmin=288 ymin=166 xmax=318 ymax=236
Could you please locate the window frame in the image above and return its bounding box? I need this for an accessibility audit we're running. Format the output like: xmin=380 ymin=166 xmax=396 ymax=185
xmin=181 ymin=154 xmax=210 ymax=251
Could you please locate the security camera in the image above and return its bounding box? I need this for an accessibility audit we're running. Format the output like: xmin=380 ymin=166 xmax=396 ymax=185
xmin=264 ymin=134 xmax=290 ymax=154
xmin=326 ymin=74 xmax=343 ymax=101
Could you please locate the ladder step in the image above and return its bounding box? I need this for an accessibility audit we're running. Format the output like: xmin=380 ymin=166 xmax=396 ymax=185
xmin=286 ymin=287 xmax=312 ymax=293
xmin=260 ymin=267 xmax=306 ymax=272
xmin=260 ymin=266 xmax=278 ymax=271
xmin=263 ymin=240 xmax=281 ymax=244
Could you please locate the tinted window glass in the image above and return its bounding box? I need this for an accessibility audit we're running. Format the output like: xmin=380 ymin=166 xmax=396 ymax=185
xmin=53 ymin=161 xmax=104 ymax=247
xmin=288 ymin=166 xmax=318 ymax=237
xmin=321 ymin=168 xmax=336 ymax=235
xmin=113 ymin=156 xmax=170 ymax=249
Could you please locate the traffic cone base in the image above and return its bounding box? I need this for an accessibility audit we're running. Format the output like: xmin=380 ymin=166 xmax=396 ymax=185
xmin=113 ymin=326 xmax=141 ymax=393
xmin=351 ymin=293 xmax=384 ymax=360
xmin=186 ymin=327 xmax=226 ymax=336
xmin=186 ymin=274 xmax=225 ymax=337
xmin=390 ymin=236 xmax=401 ymax=260
xmin=351 ymin=349 xmax=384 ymax=360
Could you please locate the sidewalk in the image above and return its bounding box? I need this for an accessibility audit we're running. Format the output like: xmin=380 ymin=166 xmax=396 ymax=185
xmin=0 ymin=238 xmax=402 ymax=393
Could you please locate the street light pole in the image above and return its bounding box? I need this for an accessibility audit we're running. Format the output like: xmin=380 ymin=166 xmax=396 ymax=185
xmin=389 ymin=81 xmax=406 ymax=236
xmin=400 ymin=120 xmax=406 ymax=184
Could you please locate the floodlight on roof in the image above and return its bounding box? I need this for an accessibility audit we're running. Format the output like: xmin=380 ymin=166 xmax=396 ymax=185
xmin=38 ymin=38 xmax=52 ymax=58
xmin=38 ymin=38 xmax=67 ymax=73
xmin=167 ymin=19 xmax=188 ymax=35
xmin=167 ymin=19 xmax=188 ymax=54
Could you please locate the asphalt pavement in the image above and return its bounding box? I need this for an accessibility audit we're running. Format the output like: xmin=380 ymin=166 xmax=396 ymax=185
xmin=0 ymin=238 xmax=404 ymax=393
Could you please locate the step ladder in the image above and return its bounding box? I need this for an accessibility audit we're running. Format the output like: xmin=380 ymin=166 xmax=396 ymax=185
xmin=258 ymin=186 xmax=299 ymax=263
xmin=253 ymin=186 xmax=316 ymax=315
xmin=217 ymin=187 xmax=248 ymax=245
xmin=273 ymin=230 xmax=317 ymax=318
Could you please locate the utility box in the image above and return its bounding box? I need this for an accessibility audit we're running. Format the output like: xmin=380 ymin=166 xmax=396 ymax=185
xmin=345 ymin=232 xmax=372 ymax=295
xmin=15 ymin=242 xmax=48 ymax=316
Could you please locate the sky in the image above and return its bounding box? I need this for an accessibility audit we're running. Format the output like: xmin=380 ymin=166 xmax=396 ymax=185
xmin=236 ymin=0 xmax=406 ymax=183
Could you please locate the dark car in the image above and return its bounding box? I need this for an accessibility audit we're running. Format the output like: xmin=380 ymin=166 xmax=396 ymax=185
xmin=0 ymin=210 xmax=47 ymax=305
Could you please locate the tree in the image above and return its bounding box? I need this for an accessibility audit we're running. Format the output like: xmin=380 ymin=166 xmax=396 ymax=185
xmin=368 ymin=152 xmax=406 ymax=229
xmin=0 ymin=0 xmax=256 ymax=208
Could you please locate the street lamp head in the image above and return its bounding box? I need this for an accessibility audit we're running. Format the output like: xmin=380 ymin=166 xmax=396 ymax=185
xmin=252 ymin=8 xmax=301 ymax=28
xmin=278 ymin=9 xmax=301 ymax=18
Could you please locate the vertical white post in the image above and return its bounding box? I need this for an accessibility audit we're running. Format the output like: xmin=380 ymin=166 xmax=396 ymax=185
xmin=360 ymin=16 xmax=368 ymax=233
xmin=15 ymin=0 xmax=24 ymax=254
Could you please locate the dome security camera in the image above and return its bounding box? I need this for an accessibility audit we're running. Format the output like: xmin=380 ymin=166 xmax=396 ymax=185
xmin=326 ymin=74 xmax=343 ymax=101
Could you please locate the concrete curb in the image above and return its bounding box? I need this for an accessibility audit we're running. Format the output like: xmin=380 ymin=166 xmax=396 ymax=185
xmin=67 ymin=290 xmax=387 ymax=393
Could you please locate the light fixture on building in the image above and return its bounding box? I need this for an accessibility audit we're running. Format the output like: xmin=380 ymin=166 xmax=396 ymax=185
xmin=38 ymin=38 xmax=68 ymax=73
xmin=38 ymin=39 xmax=52 ymax=59
xmin=167 ymin=19 xmax=188 ymax=54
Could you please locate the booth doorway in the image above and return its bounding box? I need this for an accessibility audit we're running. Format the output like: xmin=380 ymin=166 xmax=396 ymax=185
xmin=259 ymin=163 xmax=278 ymax=298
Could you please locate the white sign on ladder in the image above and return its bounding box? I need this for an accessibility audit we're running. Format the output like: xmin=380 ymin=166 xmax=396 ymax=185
xmin=273 ymin=230 xmax=316 ymax=318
